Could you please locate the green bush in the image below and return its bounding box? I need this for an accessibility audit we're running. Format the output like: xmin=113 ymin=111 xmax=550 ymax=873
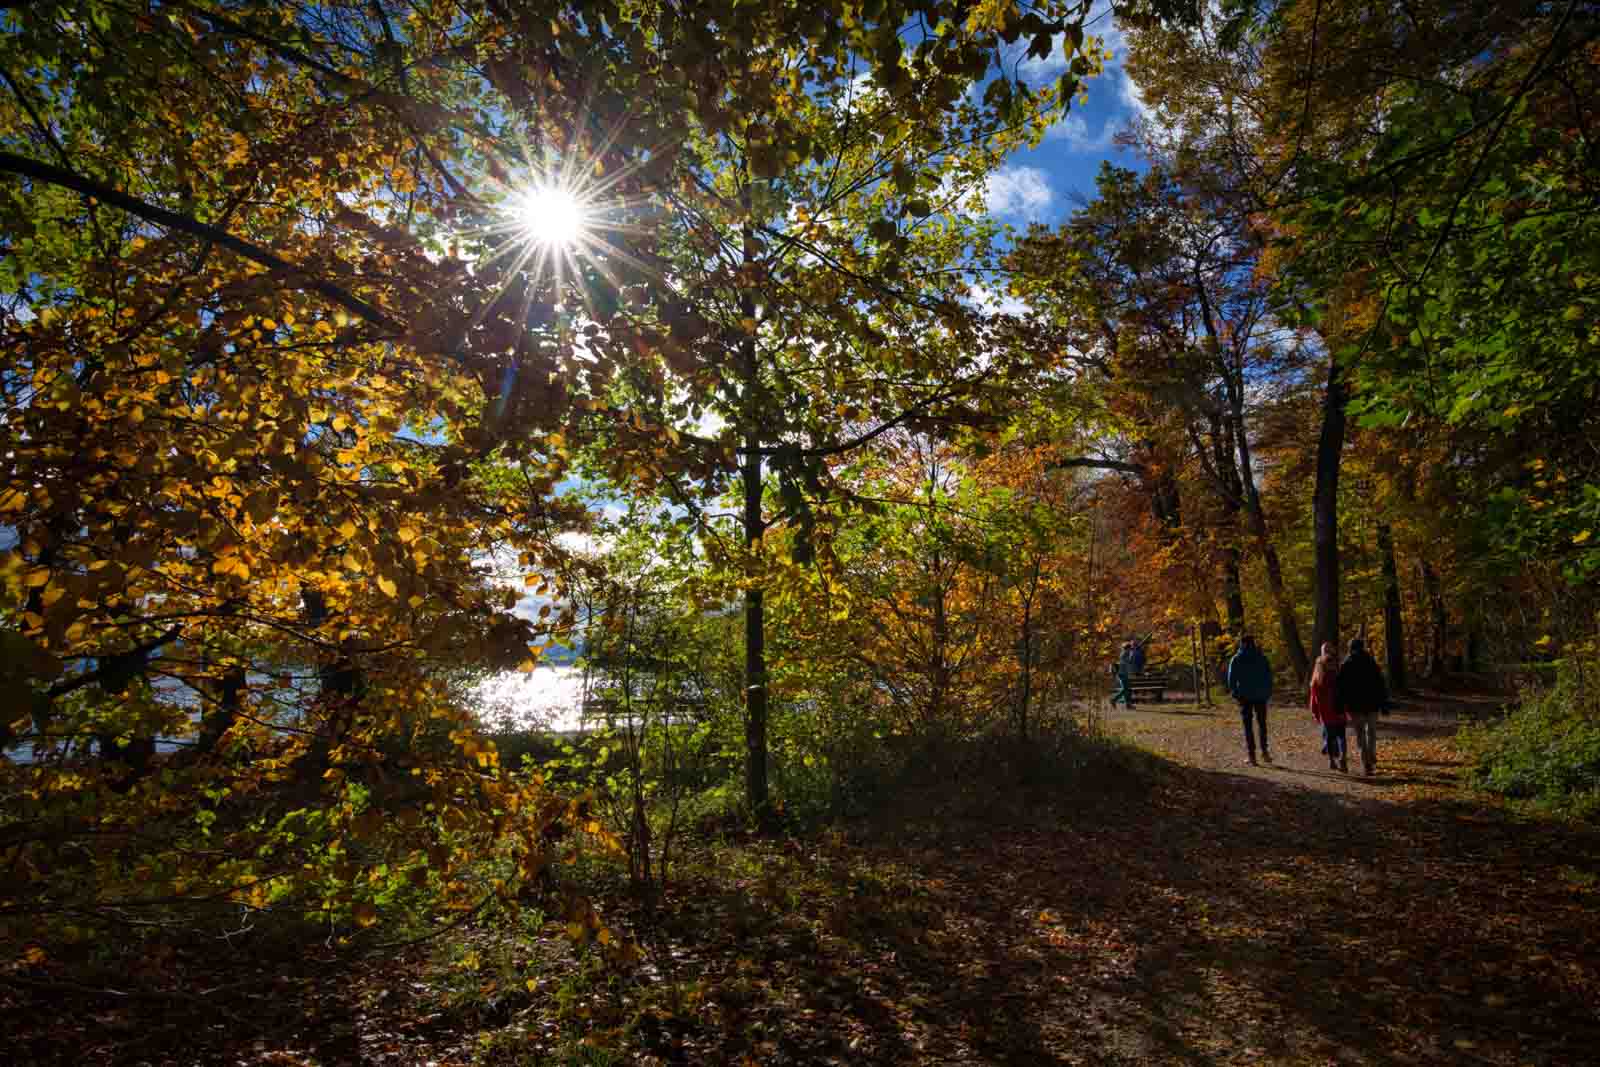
xmin=1461 ymin=658 xmax=1600 ymax=817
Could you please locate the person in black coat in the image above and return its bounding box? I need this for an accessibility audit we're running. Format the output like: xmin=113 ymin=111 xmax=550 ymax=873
xmin=1335 ymin=637 xmax=1390 ymax=776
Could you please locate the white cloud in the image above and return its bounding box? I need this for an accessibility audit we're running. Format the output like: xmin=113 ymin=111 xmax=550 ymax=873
xmin=969 ymin=283 xmax=1031 ymax=318
xmin=1117 ymin=65 xmax=1154 ymax=123
xmin=983 ymin=165 xmax=1054 ymax=219
xmin=1014 ymin=33 xmax=1070 ymax=83
xmin=1086 ymin=0 xmax=1127 ymax=56
xmin=1044 ymin=113 xmax=1115 ymax=152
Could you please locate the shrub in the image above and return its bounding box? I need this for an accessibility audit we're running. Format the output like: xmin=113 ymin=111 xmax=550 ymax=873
xmin=1461 ymin=657 xmax=1600 ymax=817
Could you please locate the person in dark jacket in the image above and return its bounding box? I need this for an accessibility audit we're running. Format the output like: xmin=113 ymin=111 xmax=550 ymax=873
xmin=1336 ymin=637 xmax=1390 ymax=775
xmin=1226 ymin=633 xmax=1274 ymax=766
xmin=1111 ymin=641 xmax=1138 ymax=707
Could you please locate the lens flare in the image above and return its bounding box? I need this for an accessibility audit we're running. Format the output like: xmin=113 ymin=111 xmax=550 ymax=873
xmin=511 ymin=184 xmax=587 ymax=248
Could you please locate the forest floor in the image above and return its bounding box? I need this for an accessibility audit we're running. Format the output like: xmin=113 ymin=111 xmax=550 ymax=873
xmin=8 ymin=688 xmax=1600 ymax=1066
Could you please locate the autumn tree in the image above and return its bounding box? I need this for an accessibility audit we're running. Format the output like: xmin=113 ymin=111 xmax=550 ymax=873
xmin=556 ymin=0 xmax=1127 ymax=820
xmin=1240 ymin=0 xmax=1599 ymax=657
xmin=1008 ymin=161 xmax=1316 ymax=678
xmin=0 ymin=0 xmax=1143 ymax=938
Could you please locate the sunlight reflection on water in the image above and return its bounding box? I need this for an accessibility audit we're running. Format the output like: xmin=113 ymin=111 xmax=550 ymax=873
xmin=473 ymin=666 xmax=589 ymax=733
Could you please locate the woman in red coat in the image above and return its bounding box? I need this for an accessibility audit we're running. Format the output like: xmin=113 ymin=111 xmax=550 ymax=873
xmin=1309 ymin=642 xmax=1347 ymax=772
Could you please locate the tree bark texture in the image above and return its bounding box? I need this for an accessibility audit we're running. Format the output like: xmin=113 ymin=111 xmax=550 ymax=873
xmin=739 ymin=254 xmax=771 ymax=824
xmin=1420 ymin=558 xmax=1448 ymax=677
xmin=1311 ymin=363 xmax=1347 ymax=658
xmin=1377 ymin=521 xmax=1408 ymax=691
xmin=1232 ymin=408 xmax=1310 ymax=683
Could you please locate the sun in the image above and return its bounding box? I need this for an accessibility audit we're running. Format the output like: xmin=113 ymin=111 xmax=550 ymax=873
xmin=511 ymin=184 xmax=588 ymax=248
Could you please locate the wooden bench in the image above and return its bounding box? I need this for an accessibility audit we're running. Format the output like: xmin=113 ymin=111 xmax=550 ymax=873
xmin=1127 ymin=671 xmax=1168 ymax=703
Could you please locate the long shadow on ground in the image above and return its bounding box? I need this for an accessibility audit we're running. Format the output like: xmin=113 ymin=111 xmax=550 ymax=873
xmin=9 ymin=739 xmax=1596 ymax=1066
xmin=720 ymin=757 xmax=1600 ymax=1066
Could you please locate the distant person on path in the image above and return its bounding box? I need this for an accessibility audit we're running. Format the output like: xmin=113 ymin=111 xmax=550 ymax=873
xmin=1130 ymin=636 xmax=1147 ymax=677
xmin=1227 ymin=634 xmax=1274 ymax=766
xmin=1309 ymin=642 xmax=1347 ymax=773
xmin=1337 ymin=637 xmax=1390 ymax=776
xmin=1111 ymin=641 xmax=1138 ymax=708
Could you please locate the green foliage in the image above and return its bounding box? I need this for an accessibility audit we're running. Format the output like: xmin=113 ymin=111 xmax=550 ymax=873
xmin=1277 ymin=3 xmax=1600 ymax=585
xmin=1462 ymin=659 xmax=1600 ymax=817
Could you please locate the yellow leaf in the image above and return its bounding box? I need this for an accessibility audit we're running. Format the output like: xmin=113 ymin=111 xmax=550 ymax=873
xmin=24 ymin=569 xmax=50 ymax=588
xmin=1574 ymin=529 xmax=1593 ymax=545
xmin=377 ymin=575 xmax=398 ymax=598
xmin=397 ymin=525 xmax=418 ymax=544
xmin=338 ymin=519 xmax=358 ymax=540
xmin=21 ymin=945 xmax=46 ymax=965
xmin=352 ymin=902 xmax=378 ymax=928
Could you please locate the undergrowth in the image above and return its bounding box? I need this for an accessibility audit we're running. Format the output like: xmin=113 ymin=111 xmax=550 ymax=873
xmin=1461 ymin=657 xmax=1600 ymax=818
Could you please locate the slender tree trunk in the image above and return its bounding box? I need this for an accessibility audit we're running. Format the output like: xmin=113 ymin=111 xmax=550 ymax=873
xmin=1232 ymin=409 xmax=1310 ymax=683
xmin=199 ymin=665 xmax=245 ymax=755
xmin=739 ymin=248 xmax=771 ymax=823
xmin=1420 ymin=558 xmax=1448 ymax=677
xmin=925 ymin=452 xmax=950 ymax=726
xmin=1377 ymin=521 xmax=1407 ymax=691
xmin=1221 ymin=540 xmax=1246 ymax=635
xmin=741 ymin=417 xmax=770 ymax=823
xmin=1016 ymin=559 xmax=1039 ymax=742
xmin=1208 ymin=412 xmax=1247 ymax=635
xmin=1311 ymin=363 xmax=1347 ymax=658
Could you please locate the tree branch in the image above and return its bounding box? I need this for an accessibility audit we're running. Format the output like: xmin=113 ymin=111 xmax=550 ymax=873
xmin=0 ymin=151 xmax=403 ymax=332
xmin=1048 ymin=456 xmax=1146 ymax=476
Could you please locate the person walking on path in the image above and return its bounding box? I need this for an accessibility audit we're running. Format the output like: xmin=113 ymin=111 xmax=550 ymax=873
xmin=1309 ymin=642 xmax=1347 ymax=772
xmin=1337 ymin=637 xmax=1390 ymax=776
xmin=1111 ymin=641 xmax=1139 ymax=708
xmin=1227 ymin=634 xmax=1274 ymax=765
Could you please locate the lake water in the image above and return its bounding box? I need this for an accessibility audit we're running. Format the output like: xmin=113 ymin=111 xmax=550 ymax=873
xmin=4 ymin=667 xmax=595 ymax=765
xmin=473 ymin=666 xmax=590 ymax=733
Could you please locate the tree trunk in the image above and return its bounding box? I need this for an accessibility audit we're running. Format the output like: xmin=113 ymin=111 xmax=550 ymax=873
xmin=1233 ymin=410 xmax=1310 ymax=683
xmin=738 ymin=216 xmax=772 ymax=826
xmin=1208 ymin=411 xmax=1247 ymax=636
xmin=1221 ymin=540 xmax=1246 ymax=636
xmin=739 ymin=345 xmax=770 ymax=825
xmin=925 ymin=453 xmax=953 ymax=727
xmin=1311 ymin=363 xmax=1347 ymax=658
xmin=1377 ymin=521 xmax=1407 ymax=691
xmin=1015 ymin=559 xmax=1040 ymax=743
xmin=741 ymin=421 xmax=770 ymax=824
xmin=1419 ymin=558 xmax=1448 ymax=677
xmin=928 ymin=570 xmax=950 ymax=725
xmin=199 ymin=664 xmax=246 ymax=755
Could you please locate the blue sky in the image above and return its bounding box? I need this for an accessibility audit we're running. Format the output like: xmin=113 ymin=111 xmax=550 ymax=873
xmin=983 ymin=3 xmax=1147 ymax=227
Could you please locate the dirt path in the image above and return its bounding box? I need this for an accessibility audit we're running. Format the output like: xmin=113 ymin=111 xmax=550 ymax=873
xmin=1096 ymin=689 xmax=1501 ymax=800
